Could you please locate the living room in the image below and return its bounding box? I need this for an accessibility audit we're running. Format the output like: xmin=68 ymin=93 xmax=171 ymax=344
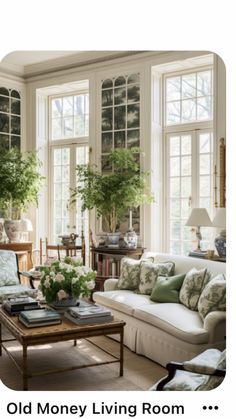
xmin=0 ymin=50 xmax=226 ymax=391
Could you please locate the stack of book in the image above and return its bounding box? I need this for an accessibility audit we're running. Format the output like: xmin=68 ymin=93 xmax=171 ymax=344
xmin=19 ymin=308 xmax=62 ymax=328
xmin=3 ymin=297 xmax=40 ymax=315
xmin=64 ymin=304 xmax=113 ymax=325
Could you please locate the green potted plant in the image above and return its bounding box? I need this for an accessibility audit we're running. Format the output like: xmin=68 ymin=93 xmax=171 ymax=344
xmin=0 ymin=147 xmax=44 ymax=242
xmin=71 ymin=148 xmax=154 ymax=246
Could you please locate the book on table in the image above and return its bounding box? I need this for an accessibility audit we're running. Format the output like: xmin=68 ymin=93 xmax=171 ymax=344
xmin=19 ymin=308 xmax=62 ymax=328
xmin=65 ymin=304 xmax=113 ymax=325
xmin=3 ymin=297 xmax=40 ymax=315
xmin=64 ymin=311 xmax=114 ymax=325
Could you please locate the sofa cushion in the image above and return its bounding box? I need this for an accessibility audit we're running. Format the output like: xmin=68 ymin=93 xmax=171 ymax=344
xmin=139 ymin=261 xmax=175 ymax=295
xmin=117 ymin=258 xmax=141 ymax=290
xmin=150 ymin=273 xmax=186 ymax=303
xmin=0 ymin=285 xmax=37 ymax=303
xmin=0 ymin=250 xmax=19 ymax=287
xmin=179 ymin=268 xmax=211 ymax=311
xmin=133 ymin=303 xmax=209 ymax=344
xmin=93 ymin=290 xmax=154 ymax=316
xmin=198 ymin=274 xmax=226 ymax=320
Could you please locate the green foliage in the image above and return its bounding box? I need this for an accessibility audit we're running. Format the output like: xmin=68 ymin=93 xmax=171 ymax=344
xmin=39 ymin=259 xmax=96 ymax=303
xmin=0 ymin=148 xmax=44 ymax=219
xmin=71 ymin=148 xmax=154 ymax=232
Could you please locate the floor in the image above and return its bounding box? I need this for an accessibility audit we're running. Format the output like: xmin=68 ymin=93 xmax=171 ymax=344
xmin=0 ymin=331 xmax=166 ymax=391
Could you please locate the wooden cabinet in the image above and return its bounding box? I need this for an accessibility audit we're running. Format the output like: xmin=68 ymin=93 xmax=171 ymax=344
xmin=90 ymin=246 xmax=145 ymax=292
xmin=0 ymin=242 xmax=33 ymax=270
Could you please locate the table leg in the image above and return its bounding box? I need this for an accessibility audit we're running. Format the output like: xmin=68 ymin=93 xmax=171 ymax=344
xmin=0 ymin=323 xmax=2 ymax=356
xmin=74 ymin=340 xmax=77 ymax=346
xmin=22 ymin=345 xmax=28 ymax=391
xmin=119 ymin=328 xmax=124 ymax=377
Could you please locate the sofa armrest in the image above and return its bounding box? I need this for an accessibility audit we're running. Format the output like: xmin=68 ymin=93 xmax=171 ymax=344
xmin=203 ymin=311 xmax=226 ymax=343
xmin=104 ymin=278 xmax=119 ymax=291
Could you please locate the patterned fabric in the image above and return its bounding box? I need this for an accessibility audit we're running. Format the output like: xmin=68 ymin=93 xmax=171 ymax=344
xmin=179 ymin=267 xmax=211 ymax=311
xmin=117 ymin=258 xmax=141 ymax=290
xmin=198 ymin=274 xmax=226 ymax=320
xmin=163 ymin=370 xmax=208 ymax=391
xmin=0 ymin=284 xmax=37 ymax=303
xmin=139 ymin=261 xmax=175 ymax=295
xmin=197 ymin=350 xmax=226 ymax=391
xmin=0 ymin=250 xmax=19 ymax=287
xmin=150 ymin=273 xmax=186 ymax=303
xmin=183 ymin=349 xmax=222 ymax=374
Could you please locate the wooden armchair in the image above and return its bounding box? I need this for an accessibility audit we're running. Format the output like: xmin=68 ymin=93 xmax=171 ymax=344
xmin=0 ymin=250 xmax=36 ymax=302
xmin=152 ymin=349 xmax=226 ymax=391
xmin=39 ymin=235 xmax=85 ymax=265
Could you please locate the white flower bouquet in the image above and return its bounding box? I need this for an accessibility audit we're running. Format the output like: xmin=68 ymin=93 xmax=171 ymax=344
xmin=39 ymin=256 xmax=96 ymax=304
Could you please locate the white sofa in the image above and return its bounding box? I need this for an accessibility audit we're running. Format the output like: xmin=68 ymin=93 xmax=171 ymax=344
xmin=93 ymin=252 xmax=226 ymax=367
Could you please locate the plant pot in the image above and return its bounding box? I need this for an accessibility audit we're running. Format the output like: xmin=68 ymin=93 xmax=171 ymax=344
xmin=106 ymin=232 xmax=121 ymax=248
xmin=4 ymin=219 xmax=22 ymax=242
xmin=50 ymin=296 xmax=79 ymax=308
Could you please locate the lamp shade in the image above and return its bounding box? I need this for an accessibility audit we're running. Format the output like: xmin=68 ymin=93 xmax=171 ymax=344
xmin=185 ymin=208 xmax=212 ymax=227
xmin=212 ymin=208 xmax=226 ymax=228
xmin=20 ymin=218 xmax=33 ymax=232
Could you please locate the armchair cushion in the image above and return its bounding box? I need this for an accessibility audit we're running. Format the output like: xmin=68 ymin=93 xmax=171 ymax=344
xmin=198 ymin=274 xmax=226 ymax=320
xmin=179 ymin=267 xmax=211 ymax=311
xmin=0 ymin=250 xmax=19 ymax=287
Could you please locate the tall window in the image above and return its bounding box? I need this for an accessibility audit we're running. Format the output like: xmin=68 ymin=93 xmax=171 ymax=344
xmin=49 ymin=91 xmax=89 ymax=245
xmin=164 ymin=68 xmax=214 ymax=255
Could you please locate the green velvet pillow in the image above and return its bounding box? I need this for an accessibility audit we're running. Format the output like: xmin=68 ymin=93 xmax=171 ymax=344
xmin=150 ymin=273 xmax=186 ymax=303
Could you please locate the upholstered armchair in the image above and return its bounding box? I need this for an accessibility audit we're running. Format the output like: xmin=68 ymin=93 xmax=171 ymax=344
xmin=0 ymin=250 xmax=37 ymax=303
xmin=151 ymin=349 xmax=226 ymax=391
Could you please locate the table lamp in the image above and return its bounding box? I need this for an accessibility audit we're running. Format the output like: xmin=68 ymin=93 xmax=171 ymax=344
xmin=212 ymin=208 xmax=226 ymax=258
xmin=185 ymin=208 xmax=212 ymax=252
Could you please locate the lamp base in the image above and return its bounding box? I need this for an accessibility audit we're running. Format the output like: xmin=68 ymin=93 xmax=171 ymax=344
xmin=215 ymin=230 xmax=226 ymax=258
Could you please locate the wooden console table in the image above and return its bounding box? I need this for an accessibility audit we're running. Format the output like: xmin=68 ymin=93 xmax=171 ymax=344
xmin=0 ymin=242 xmax=33 ymax=270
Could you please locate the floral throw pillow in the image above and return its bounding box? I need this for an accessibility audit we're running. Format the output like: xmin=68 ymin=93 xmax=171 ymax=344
xmin=0 ymin=250 xmax=19 ymax=287
xmin=117 ymin=258 xmax=141 ymax=290
xmin=198 ymin=273 xmax=226 ymax=320
xmin=139 ymin=261 xmax=175 ymax=295
xmin=179 ymin=267 xmax=211 ymax=311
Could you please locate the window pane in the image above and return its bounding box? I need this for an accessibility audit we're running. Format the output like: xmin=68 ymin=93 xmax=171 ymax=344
xmin=127 ymin=129 xmax=139 ymax=148
xmin=182 ymin=74 xmax=196 ymax=98
xmin=181 ymin=156 xmax=191 ymax=175
xmin=115 ymin=106 xmax=126 ymax=129
xmin=170 ymin=157 xmax=180 ymax=177
xmin=127 ymin=104 xmax=139 ymax=128
xmin=53 ymin=149 xmax=61 ymax=165
xmin=166 ymin=77 xmax=181 ymax=101
xmin=170 ymin=241 xmax=181 ymax=254
xmin=52 ymin=118 xmax=62 ymax=139
xmin=181 ymin=177 xmax=191 ymax=197
xmin=197 ymin=71 xmax=211 ymax=96
xmin=199 ymin=197 xmax=211 ymax=212
xmin=199 ymin=133 xmax=210 ymax=153
xmin=62 ymin=165 xmax=69 ymax=181
xmin=170 ymin=136 xmax=180 ymax=156
xmin=102 ymin=108 xmax=113 ymax=131
xmin=102 ymin=89 xmax=113 ymax=107
xmin=127 ymin=85 xmax=140 ymax=103
xmin=63 ymin=96 xmax=73 ymax=116
xmin=55 ymin=201 xmax=62 ymax=218
xmin=54 ymin=183 xmax=61 ymax=199
xmin=181 ymin=135 xmax=191 ymax=155
xmin=114 ymin=87 xmax=126 ymax=105
xmin=74 ymin=116 xmax=85 ymax=137
xmin=171 ymin=221 xmax=181 ymax=240
xmin=63 ymin=117 xmax=73 ymax=137
xmin=166 ymin=102 xmax=180 ymax=124
xmin=52 ymin=98 xmax=62 ymax=117
xmin=181 ymin=198 xmax=191 ymax=219
xmin=170 ymin=199 xmax=180 ymax=218
xmin=197 ymin=96 xmax=212 ymax=120
xmin=182 ymin=99 xmax=196 ymax=122
xmin=74 ymin=95 xmax=85 ymax=114
xmin=170 ymin=178 xmax=180 ymax=197
xmin=200 ymin=154 xmax=210 ymax=175
xmin=102 ymin=132 xmax=113 ymax=153
xmin=54 ymin=166 xmax=61 ymax=182
xmin=114 ymin=131 xmax=125 ymax=148
xmin=200 ymin=176 xmax=211 ymax=196
xmin=62 ymin=148 xmax=69 ymax=164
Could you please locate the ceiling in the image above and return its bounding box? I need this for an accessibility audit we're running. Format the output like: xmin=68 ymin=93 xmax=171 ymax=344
xmin=0 ymin=50 xmax=143 ymax=79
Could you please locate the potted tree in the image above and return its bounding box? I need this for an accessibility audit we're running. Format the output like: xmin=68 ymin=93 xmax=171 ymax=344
xmin=0 ymin=147 xmax=44 ymax=242
xmin=71 ymin=148 xmax=154 ymax=246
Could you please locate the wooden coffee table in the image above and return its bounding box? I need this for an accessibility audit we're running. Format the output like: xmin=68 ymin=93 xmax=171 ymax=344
xmin=0 ymin=308 xmax=125 ymax=390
